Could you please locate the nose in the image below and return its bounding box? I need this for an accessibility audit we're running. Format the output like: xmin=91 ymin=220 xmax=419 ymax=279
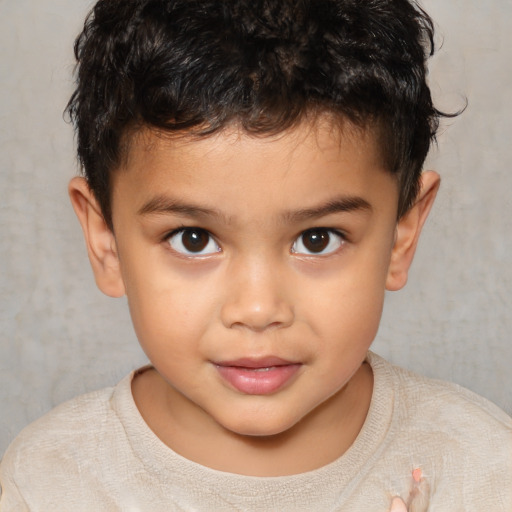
xmin=220 ymin=256 xmax=294 ymax=332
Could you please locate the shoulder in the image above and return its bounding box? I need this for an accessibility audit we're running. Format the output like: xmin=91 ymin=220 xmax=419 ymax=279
xmin=3 ymin=384 xmax=117 ymax=461
xmin=368 ymin=352 xmax=512 ymax=508
xmin=0 ymin=375 xmax=133 ymax=508
xmin=368 ymin=351 xmax=512 ymax=432
xmin=383 ymin=354 xmax=510 ymax=432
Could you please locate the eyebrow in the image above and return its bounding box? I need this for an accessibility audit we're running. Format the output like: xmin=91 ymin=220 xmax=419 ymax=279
xmin=282 ymin=196 xmax=372 ymax=223
xmin=138 ymin=194 xmax=372 ymax=223
xmin=138 ymin=196 xmax=227 ymax=220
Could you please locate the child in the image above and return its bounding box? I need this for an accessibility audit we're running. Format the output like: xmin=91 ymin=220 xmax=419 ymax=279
xmin=1 ymin=0 xmax=511 ymax=510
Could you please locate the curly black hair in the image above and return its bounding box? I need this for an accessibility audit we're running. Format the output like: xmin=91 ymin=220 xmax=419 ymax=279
xmin=67 ymin=0 xmax=446 ymax=228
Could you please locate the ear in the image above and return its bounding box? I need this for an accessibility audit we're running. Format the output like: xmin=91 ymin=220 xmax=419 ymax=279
xmin=386 ymin=171 xmax=440 ymax=291
xmin=68 ymin=177 xmax=125 ymax=298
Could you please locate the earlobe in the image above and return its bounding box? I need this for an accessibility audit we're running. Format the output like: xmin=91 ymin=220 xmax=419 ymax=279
xmin=68 ymin=177 xmax=126 ymax=298
xmin=386 ymin=171 xmax=440 ymax=291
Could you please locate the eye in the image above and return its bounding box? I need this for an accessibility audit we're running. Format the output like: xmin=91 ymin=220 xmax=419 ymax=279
xmin=166 ymin=228 xmax=221 ymax=256
xmin=291 ymin=228 xmax=345 ymax=256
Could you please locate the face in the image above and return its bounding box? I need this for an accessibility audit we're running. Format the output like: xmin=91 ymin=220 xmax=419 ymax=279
xmin=108 ymin=121 xmax=399 ymax=438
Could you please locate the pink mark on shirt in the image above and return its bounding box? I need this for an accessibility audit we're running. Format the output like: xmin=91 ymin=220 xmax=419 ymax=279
xmin=412 ymin=468 xmax=422 ymax=483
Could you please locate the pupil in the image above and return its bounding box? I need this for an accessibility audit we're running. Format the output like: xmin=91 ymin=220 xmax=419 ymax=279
xmin=303 ymin=230 xmax=329 ymax=252
xmin=182 ymin=229 xmax=208 ymax=252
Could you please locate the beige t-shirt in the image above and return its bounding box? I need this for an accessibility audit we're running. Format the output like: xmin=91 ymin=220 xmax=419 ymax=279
xmin=1 ymin=352 xmax=511 ymax=511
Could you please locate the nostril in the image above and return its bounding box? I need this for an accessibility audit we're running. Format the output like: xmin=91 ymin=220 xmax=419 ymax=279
xmin=220 ymin=296 xmax=294 ymax=331
xmin=229 ymin=319 xmax=287 ymax=332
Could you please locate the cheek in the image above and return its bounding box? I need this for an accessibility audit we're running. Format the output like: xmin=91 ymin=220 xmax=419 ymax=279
xmin=299 ymin=262 xmax=388 ymax=370
xmin=304 ymin=260 xmax=387 ymax=321
xmin=123 ymin=263 xmax=220 ymax=351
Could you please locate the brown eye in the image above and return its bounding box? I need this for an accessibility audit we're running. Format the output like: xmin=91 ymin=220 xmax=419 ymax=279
xmin=182 ymin=229 xmax=209 ymax=252
xmin=302 ymin=229 xmax=330 ymax=252
xmin=168 ymin=228 xmax=220 ymax=256
xmin=292 ymin=228 xmax=344 ymax=255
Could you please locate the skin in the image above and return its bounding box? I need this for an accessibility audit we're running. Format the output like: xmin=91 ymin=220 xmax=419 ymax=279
xmin=69 ymin=119 xmax=439 ymax=477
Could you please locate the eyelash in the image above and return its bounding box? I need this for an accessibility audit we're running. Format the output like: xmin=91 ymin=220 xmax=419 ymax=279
xmin=163 ymin=227 xmax=348 ymax=257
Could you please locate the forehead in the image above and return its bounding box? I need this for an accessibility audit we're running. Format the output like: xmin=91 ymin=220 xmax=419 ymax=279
xmin=111 ymin=119 xmax=398 ymax=222
xmin=121 ymin=117 xmax=385 ymax=173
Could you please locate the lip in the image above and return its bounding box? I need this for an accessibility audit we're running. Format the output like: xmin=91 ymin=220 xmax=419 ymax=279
xmin=214 ymin=357 xmax=302 ymax=395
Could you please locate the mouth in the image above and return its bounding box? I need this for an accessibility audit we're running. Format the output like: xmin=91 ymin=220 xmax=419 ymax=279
xmin=214 ymin=357 xmax=302 ymax=395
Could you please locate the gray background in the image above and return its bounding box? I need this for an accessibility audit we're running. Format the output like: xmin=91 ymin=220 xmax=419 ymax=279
xmin=1 ymin=0 xmax=511 ymax=456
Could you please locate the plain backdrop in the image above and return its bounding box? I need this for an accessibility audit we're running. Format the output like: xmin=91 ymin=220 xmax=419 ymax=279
xmin=1 ymin=0 xmax=511 ymax=455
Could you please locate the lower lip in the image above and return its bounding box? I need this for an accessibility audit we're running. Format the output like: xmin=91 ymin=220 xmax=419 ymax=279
xmin=215 ymin=364 xmax=301 ymax=395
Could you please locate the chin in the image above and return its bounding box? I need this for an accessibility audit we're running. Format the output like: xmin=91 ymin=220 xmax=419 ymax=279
xmin=221 ymin=414 xmax=300 ymax=438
